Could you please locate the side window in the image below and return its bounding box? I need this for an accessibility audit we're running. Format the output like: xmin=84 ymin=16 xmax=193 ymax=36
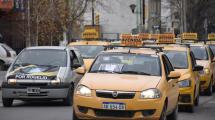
xmin=74 ymin=50 xmax=84 ymax=65
xmin=70 ymin=50 xmax=79 ymax=65
xmin=190 ymin=52 xmax=196 ymax=69
xmin=208 ymin=47 xmax=214 ymax=60
xmin=162 ymin=55 xmax=174 ymax=77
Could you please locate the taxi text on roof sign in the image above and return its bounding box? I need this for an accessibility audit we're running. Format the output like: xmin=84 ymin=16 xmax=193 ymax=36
xmin=208 ymin=34 xmax=215 ymax=40
xmin=82 ymin=29 xmax=99 ymax=39
xmin=150 ymin=34 xmax=160 ymax=40
xmin=158 ymin=33 xmax=175 ymax=44
xmin=182 ymin=33 xmax=198 ymax=40
xmin=120 ymin=34 xmax=142 ymax=47
xmin=139 ymin=33 xmax=150 ymax=40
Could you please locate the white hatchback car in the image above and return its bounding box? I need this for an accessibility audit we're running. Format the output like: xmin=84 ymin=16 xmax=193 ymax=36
xmin=0 ymin=43 xmax=17 ymax=70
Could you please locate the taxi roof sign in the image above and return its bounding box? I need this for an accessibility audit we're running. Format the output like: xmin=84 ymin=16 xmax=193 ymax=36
xmin=150 ymin=34 xmax=160 ymax=40
xmin=82 ymin=29 xmax=99 ymax=39
xmin=120 ymin=34 xmax=142 ymax=47
xmin=139 ymin=33 xmax=150 ymax=40
xmin=208 ymin=34 xmax=215 ymax=40
xmin=158 ymin=33 xmax=175 ymax=44
xmin=182 ymin=33 xmax=198 ymax=40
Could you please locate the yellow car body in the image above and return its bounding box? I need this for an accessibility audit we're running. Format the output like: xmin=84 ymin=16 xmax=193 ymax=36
xmin=73 ymin=48 xmax=180 ymax=120
xmin=69 ymin=41 xmax=110 ymax=71
xmin=163 ymin=45 xmax=203 ymax=112
xmin=190 ymin=44 xmax=215 ymax=95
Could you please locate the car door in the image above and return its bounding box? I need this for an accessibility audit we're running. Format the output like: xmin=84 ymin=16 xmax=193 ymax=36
xmin=162 ymin=55 xmax=179 ymax=112
xmin=70 ymin=50 xmax=84 ymax=86
xmin=190 ymin=52 xmax=200 ymax=98
xmin=208 ymin=47 xmax=215 ymax=86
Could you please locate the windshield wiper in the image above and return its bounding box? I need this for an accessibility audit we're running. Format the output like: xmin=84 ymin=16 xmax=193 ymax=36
xmin=121 ymin=71 xmax=151 ymax=75
xmin=174 ymin=66 xmax=186 ymax=69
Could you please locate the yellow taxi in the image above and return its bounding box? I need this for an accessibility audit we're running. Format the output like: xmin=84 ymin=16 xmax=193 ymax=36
xmin=190 ymin=44 xmax=215 ymax=95
xmin=163 ymin=45 xmax=203 ymax=112
xmin=69 ymin=41 xmax=110 ymax=70
xmin=73 ymin=47 xmax=180 ymax=120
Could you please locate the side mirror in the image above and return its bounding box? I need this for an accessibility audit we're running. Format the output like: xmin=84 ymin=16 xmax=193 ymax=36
xmin=73 ymin=63 xmax=81 ymax=69
xmin=75 ymin=67 xmax=86 ymax=74
xmin=193 ymin=65 xmax=203 ymax=71
xmin=168 ymin=71 xmax=181 ymax=79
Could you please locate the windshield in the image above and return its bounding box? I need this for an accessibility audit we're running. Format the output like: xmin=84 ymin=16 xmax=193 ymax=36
xmin=90 ymin=53 xmax=161 ymax=76
xmin=73 ymin=45 xmax=105 ymax=59
xmin=191 ymin=46 xmax=208 ymax=60
xmin=165 ymin=51 xmax=188 ymax=69
xmin=13 ymin=49 xmax=67 ymax=68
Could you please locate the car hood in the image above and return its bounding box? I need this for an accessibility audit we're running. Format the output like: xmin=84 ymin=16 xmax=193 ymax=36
xmin=7 ymin=65 xmax=62 ymax=80
xmin=79 ymin=73 xmax=161 ymax=92
xmin=196 ymin=60 xmax=209 ymax=68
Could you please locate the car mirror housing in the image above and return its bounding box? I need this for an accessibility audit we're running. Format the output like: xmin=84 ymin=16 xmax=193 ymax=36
xmin=75 ymin=67 xmax=86 ymax=74
xmin=168 ymin=71 xmax=181 ymax=79
xmin=193 ymin=65 xmax=203 ymax=71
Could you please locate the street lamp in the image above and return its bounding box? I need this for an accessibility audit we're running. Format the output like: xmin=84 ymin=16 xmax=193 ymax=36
xmin=129 ymin=0 xmax=145 ymax=33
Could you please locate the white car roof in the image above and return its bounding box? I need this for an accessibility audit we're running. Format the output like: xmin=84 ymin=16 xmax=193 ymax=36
xmin=26 ymin=46 xmax=67 ymax=50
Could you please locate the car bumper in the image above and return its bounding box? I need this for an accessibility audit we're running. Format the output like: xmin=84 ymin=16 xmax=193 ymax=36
xmin=199 ymin=74 xmax=211 ymax=92
xmin=178 ymin=87 xmax=194 ymax=105
xmin=73 ymin=93 xmax=164 ymax=120
xmin=1 ymin=83 xmax=69 ymax=99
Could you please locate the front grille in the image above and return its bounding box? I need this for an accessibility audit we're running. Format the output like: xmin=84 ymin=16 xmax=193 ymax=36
xmin=18 ymin=83 xmax=48 ymax=87
xmin=179 ymin=94 xmax=191 ymax=103
xmin=96 ymin=90 xmax=135 ymax=99
xmin=94 ymin=109 xmax=135 ymax=118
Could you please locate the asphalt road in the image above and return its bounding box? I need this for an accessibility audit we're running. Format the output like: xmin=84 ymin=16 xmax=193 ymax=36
xmin=0 ymin=71 xmax=215 ymax=120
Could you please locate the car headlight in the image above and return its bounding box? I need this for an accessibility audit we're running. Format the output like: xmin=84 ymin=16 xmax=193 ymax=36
xmin=8 ymin=79 xmax=17 ymax=85
xmin=178 ymin=80 xmax=191 ymax=88
xmin=200 ymin=68 xmax=210 ymax=75
xmin=140 ymin=89 xmax=161 ymax=99
xmin=76 ymin=85 xmax=92 ymax=97
xmin=51 ymin=78 xmax=61 ymax=85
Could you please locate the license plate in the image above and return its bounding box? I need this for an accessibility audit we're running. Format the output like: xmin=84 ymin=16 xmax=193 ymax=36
xmin=27 ymin=88 xmax=40 ymax=94
xmin=103 ymin=102 xmax=126 ymax=110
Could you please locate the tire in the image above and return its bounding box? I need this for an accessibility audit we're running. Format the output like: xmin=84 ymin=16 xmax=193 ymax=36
xmin=195 ymin=93 xmax=199 ymax=106
xmin=186 ymin=105 xmax=194 ymax=113
xmin=72 ymin=109 xmax=80 ymax=120
xmin=0 ymin=60 xmax=4 ymax=71
xmin=167 ymin=105 xmax=178 ymax=120
xmin=205 ymin=80 xmax=213 ymax=96
xmin=63 ymin=85 xmax=74 ymax=106
xmin=2 ymin=98 xmax=13 ymax=107
xmin=160 ymin=104 xmax=167 ymax=120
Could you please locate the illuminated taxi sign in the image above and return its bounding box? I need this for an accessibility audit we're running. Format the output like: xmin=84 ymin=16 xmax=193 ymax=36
xmin=208 ymin=34 xmax=215 ymax=40
xmin=139 ymin=33 xmax=150 ymax=40
xmin=120 ymin=34 xmax=142 ymax=47
xmin=182 ymin=33 xmax=198 ymax=40
xmin=158 ymin=33 xmax=175 ymax=44
xmin=82 ymin=29 xmax=99 ymax=39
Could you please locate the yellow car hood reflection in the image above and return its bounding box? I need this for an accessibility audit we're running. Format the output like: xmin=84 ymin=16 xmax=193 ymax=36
xmin=80 ymin=73 xmax=161 ymax=91
xmin=175 ymin=69 xmax=191 ymax=81
xmin=83 ymin=59 xmax=94 ymax=70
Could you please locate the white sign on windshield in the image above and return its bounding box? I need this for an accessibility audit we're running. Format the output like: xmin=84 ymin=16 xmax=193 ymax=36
xmin=99 ymin=64 xmax=123 ymax=72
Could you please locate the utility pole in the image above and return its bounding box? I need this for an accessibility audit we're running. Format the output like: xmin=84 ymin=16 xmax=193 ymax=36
xmin=26 ymin=0 xmax=31 ymax=47
xmin=92 ymin=0 xmax=95 ymax=26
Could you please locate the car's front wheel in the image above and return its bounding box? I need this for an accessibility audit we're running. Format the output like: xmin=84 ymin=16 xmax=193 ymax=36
xmin=2 ymin=98 xmax=13 ymax=107
xmin=205 ymin=80 xmax=213 ymax=96
xmin=63 ymin=85 xmax=74 ymax=106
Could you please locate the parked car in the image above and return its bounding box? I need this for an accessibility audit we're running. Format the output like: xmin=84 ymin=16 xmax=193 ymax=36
xmin=0 ymin=43 xmax=16 ymax=70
